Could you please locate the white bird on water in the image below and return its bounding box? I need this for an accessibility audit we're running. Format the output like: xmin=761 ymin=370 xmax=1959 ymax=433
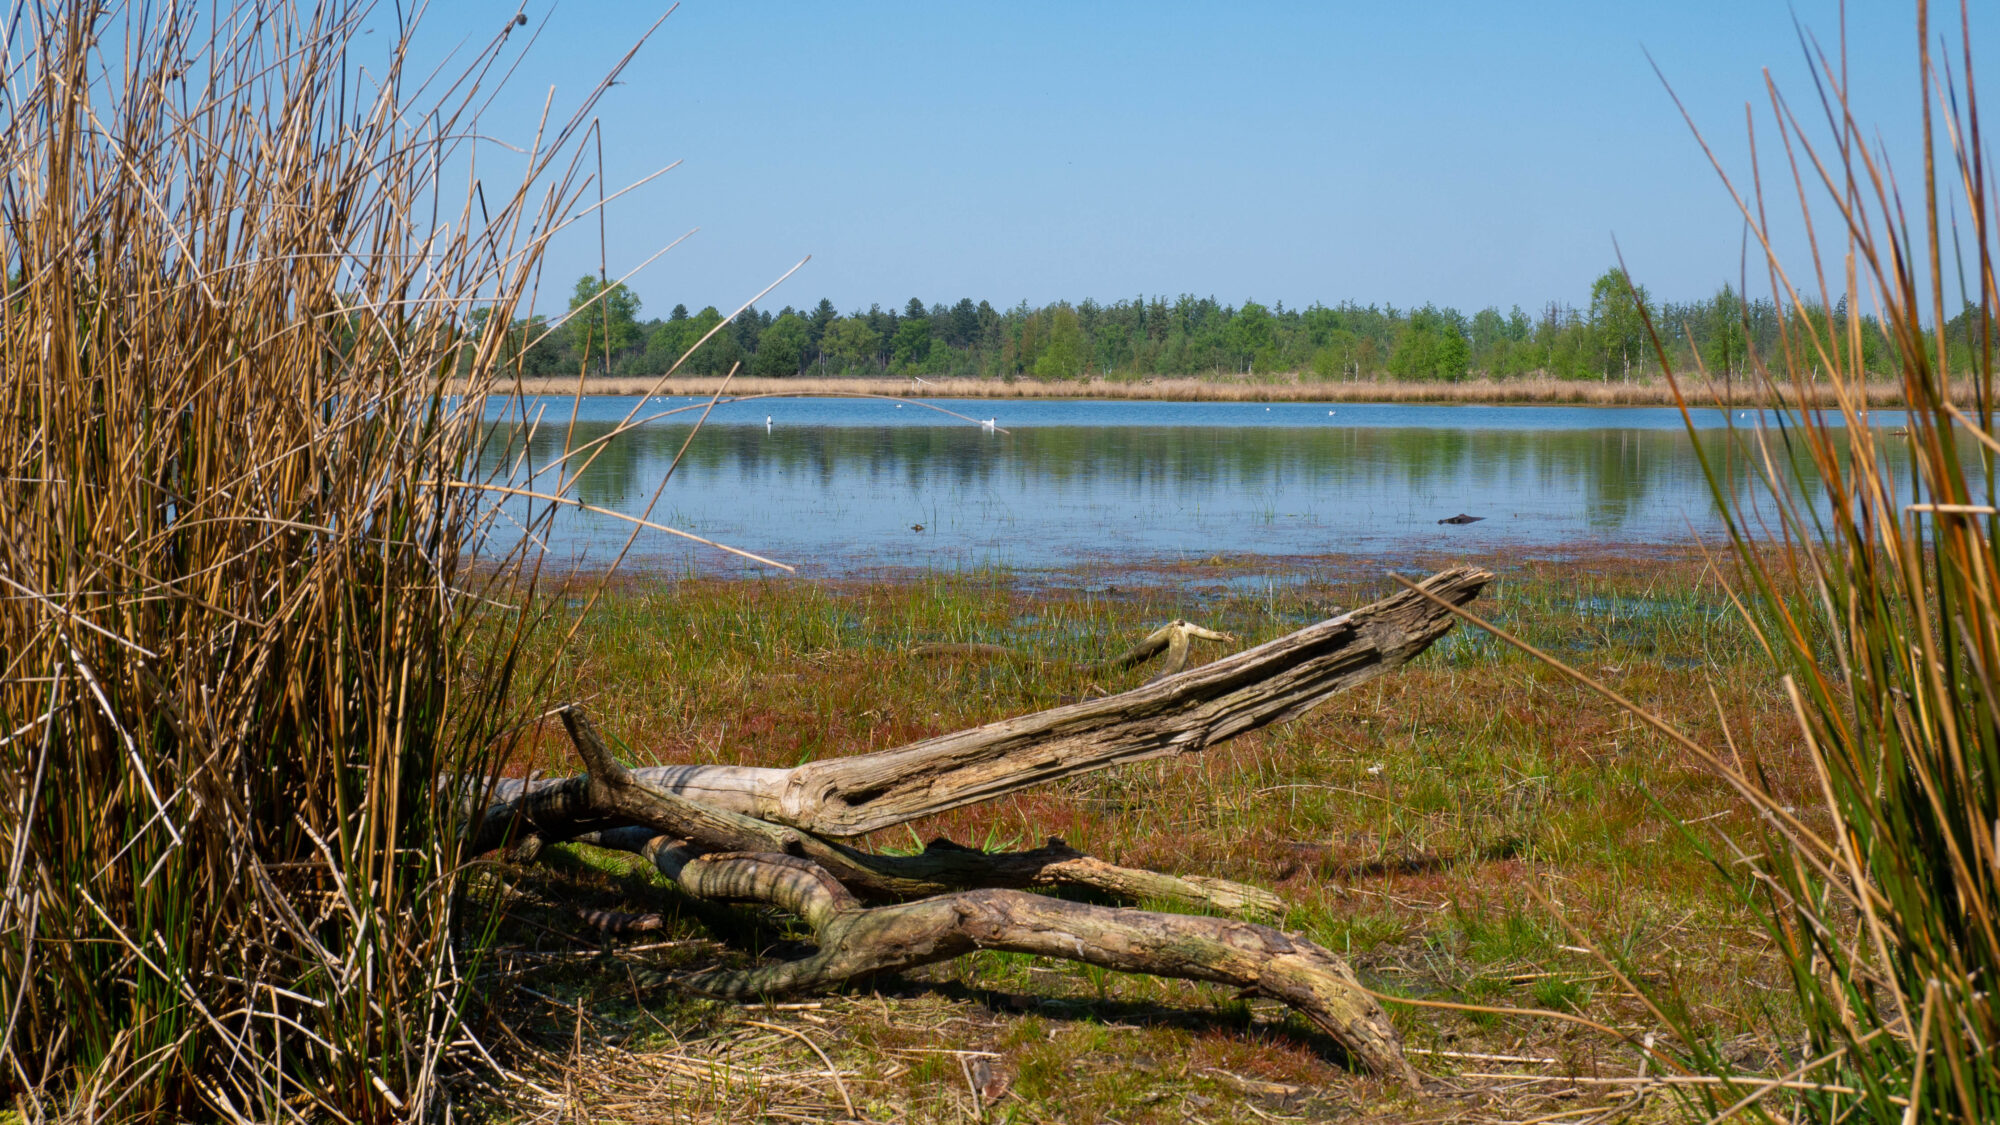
xmin=765 ymin=415 xmax=773 ymax=432
xmin=980 ymin=417 xmax=997 ymax=430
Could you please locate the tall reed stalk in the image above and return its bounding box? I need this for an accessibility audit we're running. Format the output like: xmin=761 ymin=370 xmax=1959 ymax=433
xmin=1632 ymin=2 xmax=2000 ymax=1119
xmin=0 ymin=2 xmax=646 ymax=1119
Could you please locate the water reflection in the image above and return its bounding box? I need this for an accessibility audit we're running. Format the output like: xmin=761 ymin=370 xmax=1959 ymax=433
xmin=473 ymin=400 xmax=1945 ymax=573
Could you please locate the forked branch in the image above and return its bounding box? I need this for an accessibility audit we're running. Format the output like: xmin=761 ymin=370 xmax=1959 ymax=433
xmin=487 ymin=709 xmax=1283 ymax=913
xmin=479 ymin=565 xmax=1491 ymax=840
xmin=624 ymin=834 xmax=1416 ymax=1081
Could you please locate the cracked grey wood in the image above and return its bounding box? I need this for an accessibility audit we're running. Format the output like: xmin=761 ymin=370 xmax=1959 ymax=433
xmin=479 ymin=565 xmax=1490 ymax=841
xmin=493 ymin=711 xmax=1284 ymax=914
xmin=625 ymin=834 xmax=1417 ymax=1081
xmin=468 ymin=569 xmax=1492 ymax=1085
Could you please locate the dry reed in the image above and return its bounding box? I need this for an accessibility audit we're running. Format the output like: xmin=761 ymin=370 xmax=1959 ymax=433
xmin=0 ymin=2 xmax=652 ymax=1120
xmin=486 ymin=372 xmax=1957 ymax=407
xmin=1553 ymin=3 xmax=2000 ymax=1120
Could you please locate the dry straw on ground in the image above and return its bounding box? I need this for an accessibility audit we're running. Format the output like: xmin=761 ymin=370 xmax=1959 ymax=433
xmin=491 ymin=372 xmax=1956 ymax=406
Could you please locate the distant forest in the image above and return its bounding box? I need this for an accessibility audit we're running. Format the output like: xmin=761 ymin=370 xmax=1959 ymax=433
xmin=483 ymin=268 xmax=1986 ymax=383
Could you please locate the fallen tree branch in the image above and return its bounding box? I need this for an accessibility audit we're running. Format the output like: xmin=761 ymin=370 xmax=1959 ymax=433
xmin=626 ymin=834 xmax=1417 ymax=1081
xmin=580 ymin=826 xmax=1285 ymax=916
xmin=467 ymin=567 xmax=1493 ymax=1084
xmin=494 ymin=711 xmax=1282 ymax=914
xmin=910 ymin=618 xmax=1237 ymax=683
xmin=480 ymin=565 xmax=1490 ymax=840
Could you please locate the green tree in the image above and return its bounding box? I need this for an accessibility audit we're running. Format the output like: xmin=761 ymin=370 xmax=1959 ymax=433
xmin=1589 ymin=267 xmax=1649 ymax=380
xmin=821 ymin=316 xmax=880 ymax=371
xmin=1469 ymin=307 xmax=1508 ymax=374
xmin=1701 ymin=284 xmax=1746 ymax=382
xmin=753 ymin=312 xmax=811 ymax=376
xmin=1310 ymin=328 xmax=1360 ymax=380
xmin=945 ymin=297 xmax=980 ymax=346
xmin=1225 ymin=300 xmax=1280 ymax=373
xmin=1388 ymin=305 xmax=1470 ymax=380
xmin=681 ymin=306 xmax=738 ymax=375
xmin=566 ymin=274 xmax=642 ymax=373
xmin=807 ymin=298 xmax=837 ymax=352
xmin=643 ymin=319 xmax=693 ymax=374
xmin=1034 ymin=305 xmax=1086 ymax=379
xmin=891 ymin=317 xmax=931 ymax=369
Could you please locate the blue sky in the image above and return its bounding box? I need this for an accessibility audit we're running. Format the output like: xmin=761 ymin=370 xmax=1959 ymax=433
xmin=407 ymin=1 xmax=1977 ymax=318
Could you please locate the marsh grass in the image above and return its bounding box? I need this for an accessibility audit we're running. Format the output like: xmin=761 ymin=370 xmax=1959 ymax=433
xmin=0 ymin=2 xmax=659 ymax=1119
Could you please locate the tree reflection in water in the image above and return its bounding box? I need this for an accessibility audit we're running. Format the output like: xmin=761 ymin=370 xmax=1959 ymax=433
xmin=476 ymin=399 xmax=1915 ymax=573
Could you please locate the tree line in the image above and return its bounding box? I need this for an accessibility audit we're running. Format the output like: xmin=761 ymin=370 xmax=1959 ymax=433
xmin=483 ymin=268 xmax=1993 ymax=382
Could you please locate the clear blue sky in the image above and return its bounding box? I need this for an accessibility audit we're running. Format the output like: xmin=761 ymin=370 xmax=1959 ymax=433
xmin=408 ymin=1 xmax=1977 ymax=319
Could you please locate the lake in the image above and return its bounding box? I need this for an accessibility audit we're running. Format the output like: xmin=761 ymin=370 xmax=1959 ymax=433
xmin=474 ymin=396 xmax=1912 ymax=575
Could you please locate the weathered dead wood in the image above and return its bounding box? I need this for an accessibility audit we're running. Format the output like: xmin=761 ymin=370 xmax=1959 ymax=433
xmin=489 ymin=711 xmax=1281 ymax=914
xmin=623 ymin=834 xmax=1416 ymax=1081
xmin=579 ymin=826 xmax=1284 ymax=915
xmin=495 ymin=715 xmax=1408 ymax=1074
xmin=482 ymin=565 xmax=1489 ymax=841
xmin=1099 ymin=619 xmax=1237 ymax=674
xmin=910 ymin=618 xmax=1236 ymax=682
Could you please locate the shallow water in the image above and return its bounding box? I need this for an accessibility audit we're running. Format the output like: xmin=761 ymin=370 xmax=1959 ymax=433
xmin=473 ymin=396 xmax=1928 ymax=574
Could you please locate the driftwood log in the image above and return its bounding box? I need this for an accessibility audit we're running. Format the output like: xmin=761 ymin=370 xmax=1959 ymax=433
xmin=476 ymin=565 xmax=1490 ymax=1081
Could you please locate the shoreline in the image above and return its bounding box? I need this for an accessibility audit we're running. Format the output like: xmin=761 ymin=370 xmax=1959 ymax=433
xmin=483 ymin=540 xmax=1731 ymax=591
xmin=471 ymin=372 xmax=1943 ymax=407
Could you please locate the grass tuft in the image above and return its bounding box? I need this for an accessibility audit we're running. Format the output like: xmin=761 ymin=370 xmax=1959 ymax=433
xmin=1605 ymin=4 xmax=2000 ymax=1119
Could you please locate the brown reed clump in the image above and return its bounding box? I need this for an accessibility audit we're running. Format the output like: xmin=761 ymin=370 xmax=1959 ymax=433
xmin=498 ymin=371 xmax=1953 ymax=407
xmin=0 ymin=3 xmax=645 ymax=1120
xmin=1602 ymin=3 xmax=2000 ymax=1119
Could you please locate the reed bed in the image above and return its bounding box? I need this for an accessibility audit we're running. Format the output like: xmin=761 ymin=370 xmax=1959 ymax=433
xmin=493 ymin=372 xmax=1958 ymax=407
xmin=0 ymin=2 xmax=643 ymax=1120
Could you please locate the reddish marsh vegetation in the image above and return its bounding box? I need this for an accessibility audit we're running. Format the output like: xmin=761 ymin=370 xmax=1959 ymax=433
xmin=473 ymin=551 xmax=1814 ymax=1122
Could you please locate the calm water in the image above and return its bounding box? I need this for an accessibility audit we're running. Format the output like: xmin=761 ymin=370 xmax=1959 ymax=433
xmin=474 ymin=396 xmax=1921 ymax=574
